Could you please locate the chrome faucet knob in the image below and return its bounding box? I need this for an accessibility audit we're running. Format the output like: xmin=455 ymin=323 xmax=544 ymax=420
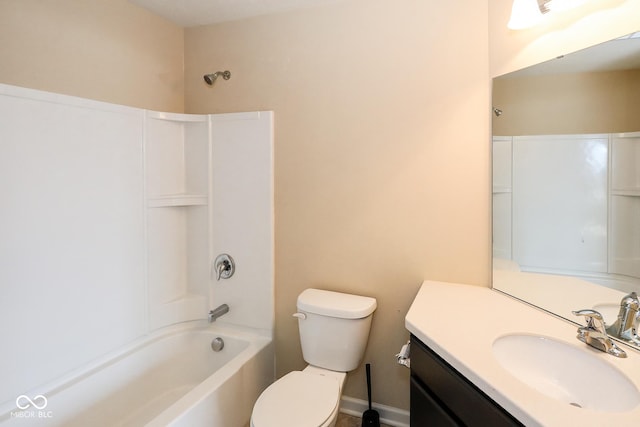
xmin=217 ymin=261 xmax=229 ymax=280
xmin=572 ymin=309 xmax=607 ymax=334
xmin=213 ymin=254 xmax=235 ymax=281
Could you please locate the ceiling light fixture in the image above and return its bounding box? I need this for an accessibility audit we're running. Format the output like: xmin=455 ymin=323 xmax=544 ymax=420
xmin=508 ymin=0 xmax=544 ymax=30
xmin=508 ymin=0 xmax=590 ymax=30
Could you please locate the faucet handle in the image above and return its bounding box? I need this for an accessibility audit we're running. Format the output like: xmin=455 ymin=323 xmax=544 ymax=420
xmin=572 ymin=309 xmax=606 ymax=333
xmin=573 ymin=309 xmax=627 ymax=358
xmin=213 ymin=254 xmax=235 ymax=281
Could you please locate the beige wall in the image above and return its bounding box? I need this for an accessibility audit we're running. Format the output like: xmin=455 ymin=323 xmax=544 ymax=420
xmin=0 ymin=0 xmax=184 ymax=112
xmin=493 ymin=69 xmax=640 ymax=135
xmin=185 ymin=0 xmax=490 ymax=409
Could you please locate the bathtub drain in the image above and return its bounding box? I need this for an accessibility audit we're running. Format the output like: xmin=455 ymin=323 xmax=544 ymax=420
xmin=211 ymin=337 xmax=225 ymax=352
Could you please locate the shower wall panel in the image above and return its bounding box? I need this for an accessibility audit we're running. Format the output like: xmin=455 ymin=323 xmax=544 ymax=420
xmin=0 ymin=85 xmax=146 ymax=405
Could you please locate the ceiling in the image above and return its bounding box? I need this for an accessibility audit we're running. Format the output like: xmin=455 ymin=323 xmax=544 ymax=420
xmin=131 ymin=1 xmax=640 ymax=75
xmin=502 ymin=32 xmax=640 ymax=78
xmin=129 ymin=0 xmax=343 ymax=27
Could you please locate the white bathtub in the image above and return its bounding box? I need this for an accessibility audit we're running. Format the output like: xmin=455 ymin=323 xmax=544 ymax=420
xmin=0 ymin=321 xmax=273 ymax=427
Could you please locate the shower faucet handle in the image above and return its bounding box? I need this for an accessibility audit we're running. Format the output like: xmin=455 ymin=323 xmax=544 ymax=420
xmin=213 ymin=254 xmax=235 ymax=281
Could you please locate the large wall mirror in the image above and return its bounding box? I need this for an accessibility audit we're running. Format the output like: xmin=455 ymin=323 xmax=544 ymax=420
xmin=492 ymin=32 xmax=640 ymax=331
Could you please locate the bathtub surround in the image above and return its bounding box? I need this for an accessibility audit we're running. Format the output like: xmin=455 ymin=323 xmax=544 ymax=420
xmin=0 ymin=84 xmax=274 ymax=424
xmin=0 ymin=86 xmax=146 ymax=408
xmin=145 ymin=109 xmax=274 ymax=332
xmin=2 ymin=0 xmax=640 ymax=416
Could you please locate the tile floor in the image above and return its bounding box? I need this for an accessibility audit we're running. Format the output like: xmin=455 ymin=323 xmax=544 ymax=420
xmin=336 ymin=412 xmax=394 ymax=427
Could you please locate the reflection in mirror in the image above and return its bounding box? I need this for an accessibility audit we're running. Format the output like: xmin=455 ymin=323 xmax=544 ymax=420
xmin=491 ymin=32 xmax=640 ymax=335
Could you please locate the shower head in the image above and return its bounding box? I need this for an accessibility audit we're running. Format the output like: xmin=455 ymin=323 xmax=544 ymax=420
xmin=204 ymin=70 xmax=231 ymax=86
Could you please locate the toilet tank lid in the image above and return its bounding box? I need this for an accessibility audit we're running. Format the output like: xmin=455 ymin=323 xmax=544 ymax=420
xmin=297 ymin=289 xmax=377 ymax=319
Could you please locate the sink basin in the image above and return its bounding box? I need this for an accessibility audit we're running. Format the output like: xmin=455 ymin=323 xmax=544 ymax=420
xmin=493 ymin=334 xmax=640 ymax=412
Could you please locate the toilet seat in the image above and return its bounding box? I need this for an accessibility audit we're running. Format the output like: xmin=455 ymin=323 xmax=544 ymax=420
xmin=252 ymin=371 xmax=340 ymax=427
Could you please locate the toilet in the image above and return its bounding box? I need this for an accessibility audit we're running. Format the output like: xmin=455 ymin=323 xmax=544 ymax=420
xmin=251 ymin=288 xmax=377 ymax=427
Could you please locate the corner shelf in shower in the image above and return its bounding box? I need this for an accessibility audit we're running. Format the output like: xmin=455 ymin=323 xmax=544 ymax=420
xmin=144 ymin=110 xmax=211 ymax=330
xmin=147 ymin=193 xmax=208 ymax=208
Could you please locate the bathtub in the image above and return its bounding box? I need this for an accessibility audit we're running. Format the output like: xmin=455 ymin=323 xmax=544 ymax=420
xmin=0 ymin=321 xmax=273 ymax=427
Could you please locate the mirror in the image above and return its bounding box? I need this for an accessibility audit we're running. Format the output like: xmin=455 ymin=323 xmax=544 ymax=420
xmin=492 ymin=32 xmax=640 ymax=328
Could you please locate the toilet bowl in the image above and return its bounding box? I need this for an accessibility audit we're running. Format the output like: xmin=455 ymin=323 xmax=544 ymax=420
xmin=250 ymin=366 xmax=346 ymax=427
xmin=250 ymin=289 xmax=377 ymax=427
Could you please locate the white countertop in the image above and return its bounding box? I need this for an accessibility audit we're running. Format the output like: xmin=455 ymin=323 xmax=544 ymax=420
xmin=405 ymin=280 xmax=640 ymax=427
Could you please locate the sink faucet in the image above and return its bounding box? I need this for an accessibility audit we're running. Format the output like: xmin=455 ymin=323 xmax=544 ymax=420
xmin=606 ymin=292 xmax=640 ymax=346
xmin=572 ymin=309 xmax=627 ymax=358
xmin=208 ymin=304 xmax=229 ymax=322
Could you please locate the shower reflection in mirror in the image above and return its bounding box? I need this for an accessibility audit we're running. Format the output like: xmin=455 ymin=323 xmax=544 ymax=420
xmin=491 ymin=32 xmax=640 ymax=327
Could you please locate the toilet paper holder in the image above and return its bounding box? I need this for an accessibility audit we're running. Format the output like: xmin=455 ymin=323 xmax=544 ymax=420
xmin=395 ymin=340 xmax=411 ymax=368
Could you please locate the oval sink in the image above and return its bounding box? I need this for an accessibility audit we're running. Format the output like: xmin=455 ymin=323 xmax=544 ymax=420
xmin=493 ymin=334 xmax=640 ymax=412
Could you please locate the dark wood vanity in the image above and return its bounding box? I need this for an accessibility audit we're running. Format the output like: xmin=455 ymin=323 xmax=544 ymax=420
xmin=410 ymin=334 xmax=524 ymax=427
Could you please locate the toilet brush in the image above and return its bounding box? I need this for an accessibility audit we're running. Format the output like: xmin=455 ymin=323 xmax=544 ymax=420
xmin=362 ymin=363 xmax=380 ymax=427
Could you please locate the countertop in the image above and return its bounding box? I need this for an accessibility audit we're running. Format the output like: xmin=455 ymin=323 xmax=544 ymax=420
xmin=405 ymin=280 xmax=640 ymax=427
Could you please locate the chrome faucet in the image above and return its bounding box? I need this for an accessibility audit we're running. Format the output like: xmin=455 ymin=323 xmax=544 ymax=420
xmin=213 ymin=254 xmax=235 ymax=281
xmin=573 ymin=309 xmax=627 ymax=358
xmin=208 ymin=304 xmax=229 ymax=322
xmin=606 ymin=292 xmax=640 ymax=346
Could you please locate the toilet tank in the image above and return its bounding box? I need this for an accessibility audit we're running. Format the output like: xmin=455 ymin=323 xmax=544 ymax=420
xmin=295 ymin=289 xmax=377 ymax=372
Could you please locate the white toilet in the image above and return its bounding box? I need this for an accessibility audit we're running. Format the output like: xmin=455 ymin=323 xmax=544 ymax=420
xmin=251 ymin=288 xmax=377 ymax=427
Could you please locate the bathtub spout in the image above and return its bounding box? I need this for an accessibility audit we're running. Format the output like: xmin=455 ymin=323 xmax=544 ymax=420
xmin=208 ymin=304 xmax=230 ymax=322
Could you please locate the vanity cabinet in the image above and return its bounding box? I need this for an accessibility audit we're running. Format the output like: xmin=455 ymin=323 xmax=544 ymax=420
xmin=410 ymin=335 xmax=523 ymax=427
